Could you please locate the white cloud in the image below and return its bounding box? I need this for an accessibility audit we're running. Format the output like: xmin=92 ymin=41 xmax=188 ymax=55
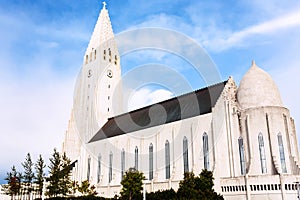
xmin=203 ymin=9 xmax=300 ymax=51
xmin=127 ymin=87 xmax=174 ymax=111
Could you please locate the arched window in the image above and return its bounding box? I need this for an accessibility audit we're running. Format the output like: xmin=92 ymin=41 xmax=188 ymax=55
xmin=114 ymin=55 xmax=118 ymax=65
xmin=238 ymin=137 xmax=246 ymax=175
xmin=165 ymin=140 xmax=170 ymax=179
xmin=109 ymin=151 xmax=113 ymax=183
xmin=87 ymin=156 xmax=91 ymax=181
xmin=97 ymin=154 xmax=101 ymax=183
xmin=183 ymin=136 xmax=189 ymax=173
xmin=85 ymin=55 xmax=88 ymax=64
xmin=258 ymin=133 xmax=267 ymax=174
xmin=135 ymin=146 xmax=138 ymax=170
xmin=149 ymin=143 xmax=153 ymax=180
xmin=108 ymin=48 xmax=112 ymax=62
xmin=121 ymin=149 xmax=125 ymax=180
xmin=278 ymin=133 xmax=287 ymax=173
xmin=203 ymin=132 xmax=209 ymax=170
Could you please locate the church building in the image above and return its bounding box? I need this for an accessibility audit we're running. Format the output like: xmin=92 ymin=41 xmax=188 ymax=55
xmin=62 ymin=4 xmax=300 ymax=199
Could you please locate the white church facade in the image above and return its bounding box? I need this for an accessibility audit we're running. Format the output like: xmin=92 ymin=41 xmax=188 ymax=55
xmin=62 ymin=4 xmax=300 ymax=200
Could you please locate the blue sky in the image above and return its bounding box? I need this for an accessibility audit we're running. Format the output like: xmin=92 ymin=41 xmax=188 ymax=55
xmin=1 ymin=0 xmax=300 ymax=183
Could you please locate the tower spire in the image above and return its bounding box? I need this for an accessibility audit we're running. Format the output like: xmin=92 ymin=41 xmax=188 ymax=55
xmin=85 ymin=2 xmax=114 ymax=54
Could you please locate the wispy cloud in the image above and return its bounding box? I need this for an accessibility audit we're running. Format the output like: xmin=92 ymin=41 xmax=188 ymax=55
xmin=203 ymin=9 xmax=300 ymax=51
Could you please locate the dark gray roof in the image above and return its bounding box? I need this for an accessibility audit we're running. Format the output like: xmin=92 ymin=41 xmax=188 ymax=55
xmin=89 ymin=80 xmax=227 ymax=143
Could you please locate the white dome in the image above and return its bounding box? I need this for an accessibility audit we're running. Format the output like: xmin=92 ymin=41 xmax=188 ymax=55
xmin=237 ymin=61 xmax=283 ymax=109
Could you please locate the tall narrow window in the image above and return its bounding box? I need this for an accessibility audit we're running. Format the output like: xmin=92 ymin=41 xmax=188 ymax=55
xmin=165 ymin=140 xmax=170 ymax=179
xmin=149 ymin=143 xmax=153 ymax=180
xmin=203 ymin=132 xmax=209 ymax=170
xmin=97 ymin=154 xmax=101 ymax=183
xmin=258 ymin=133 xmax=267 ymax=174
xmin=135 ymin=146 xmax=138 ymax=170
xmin=109 ymin=151 xmax=113 ymax=183
xmin=103 ymin=49 xmax=106 ymax=60
xmin=121 ymin=149 xmax=125 ymax=180
xmin=278 ymin=133 xmax=287 ymax=173
xmin=94 ymin=49 xmax=97 ymax=60
xmin=87 ymin=157 xmax=91 ymax=181
xmin=183 ymin=136 xmax=189 ymax=173
xmin=115 ymin=55 xmax=118 ymax=65
xmin=238 ymin=137 xmax=246 ymax=175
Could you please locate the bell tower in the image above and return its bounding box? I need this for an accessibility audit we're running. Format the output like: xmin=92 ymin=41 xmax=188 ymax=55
xmin=72 ymin=2 xmax=123 ymax=143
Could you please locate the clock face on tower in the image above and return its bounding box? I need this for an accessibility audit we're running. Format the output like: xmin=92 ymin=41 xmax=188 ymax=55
xmin=107 ymin=69 xmax=113 ymax=78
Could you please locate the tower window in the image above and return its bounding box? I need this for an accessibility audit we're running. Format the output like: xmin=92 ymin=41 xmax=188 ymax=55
xmin=108 ymin=96 xmax=110 ymax=100
xmin=85 ymin=55 xmax=88 ymax=64
xmin=109 ymin=48 xmax=111 ymax=62
xmin=183 ymin=136 xmax=189 ymax=173
xmin=104 ymin=50 xmax=106 ymax=60
xmin=149 ymin=143 xmax=153 ymax=180
xmin=108 ymin=85 xmax=110 ymax=89
xmin=94 ymin=49 xmax=97 ymax=60
xmin=278 ymin=133 xmax=287 ymax=173
xmin=238 ymin=136 xmax=246 ymax=175
xmin=114 ymin=55 xmax=117 ymax=65
xmin=203 ymin=132 xmax=209 ymax=170
xmin=165 ymin=140 xmax=170 ymax=179
xmin=258 ymin=133 xmax=267 ymax=174
xmin=90 ymin=52 xmax=92 ymax=62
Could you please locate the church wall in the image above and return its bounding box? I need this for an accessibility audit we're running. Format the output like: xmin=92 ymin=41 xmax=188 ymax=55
xmin=84 ymin=112 xmax=213 ymax=189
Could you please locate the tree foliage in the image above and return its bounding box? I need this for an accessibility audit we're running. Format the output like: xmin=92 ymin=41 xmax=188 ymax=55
xmin=3 ymin=165 xmax=22 ymax=198
xmin=22 ymin=152 xmax=35 ymax=199
xmin=120 ymin=168 xmax=145 ymax=200
xmin=77 ymin=180 xmax=98 ymax=196
xmin=177 ymin=169 xmax=224 ymax=200
xmin=46 ymin=149 xmax=73 ymax=197
xmin=35 ymin=154 xmax=46 ymax=197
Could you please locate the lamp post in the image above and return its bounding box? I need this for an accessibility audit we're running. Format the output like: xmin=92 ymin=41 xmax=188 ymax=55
xmin=142 ymin=180 xmax=147 ymax=200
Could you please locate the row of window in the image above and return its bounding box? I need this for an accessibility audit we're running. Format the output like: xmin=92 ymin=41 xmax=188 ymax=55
xmin=88 ymin=132 xmax=287 ymax=183
xmin=88 ymin=133 xmax=210 ymax=183
xmin=222 ymin=183 xmax=300 ymax=193
xmin=221 ymin=184 xmax=282 ymax=193
xmin=238 ymin=132 xmax=287 ymax=175
xmin=85 ymin=48 xmax=118 ymax=65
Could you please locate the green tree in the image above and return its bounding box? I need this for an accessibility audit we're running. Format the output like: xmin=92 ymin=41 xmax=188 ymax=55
xmin=177 ymin=172 xmax=199 ymax=199
xmin=177 ymin=169 xmax=224 ymax=200
xmin=120 ymin=168 xmax=145 ymax=200
xmin=78 ymin=180 xmax=97 ymax=196
xmin=195 ymin=169 xmax=224 ymax=200
xmin=47 ymin=148 xmax=61 ymax=197
xmin=22 ymin=153 xmax=35 ymax=200
xmin=3 ymin=166 xmax=22 ymax=199
xmin=60 ymin=152 xmax=72 ymax=196
xmin=35 ymin=154 xmax=46 ymax=198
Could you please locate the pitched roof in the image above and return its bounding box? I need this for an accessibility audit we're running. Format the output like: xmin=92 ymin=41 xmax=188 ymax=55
xmin=89 ymin=80 xmax=227 ymax=143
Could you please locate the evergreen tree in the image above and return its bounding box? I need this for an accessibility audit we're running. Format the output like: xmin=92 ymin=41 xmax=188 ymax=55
xmin=4 ymin=166 xmax=22 ymax=199
xmin=60 ymin=152 xmax=72 ymax=196
xmin=120 ymin=168 xmax=145 ymax=200
xmin=78 ymin=180 xmax=97 ymax=196
xmin=35 ymin=154 xmax=46 ymax=198
xmin=22 ymin=153 xmax=35 ymax=199
xmin=177 ymin=170 xmax=224 ymax=200
xmin=47 ymin=148 xmax=61 ymax=197
xmin=177 ymin=172 xmax=199 ymax=199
